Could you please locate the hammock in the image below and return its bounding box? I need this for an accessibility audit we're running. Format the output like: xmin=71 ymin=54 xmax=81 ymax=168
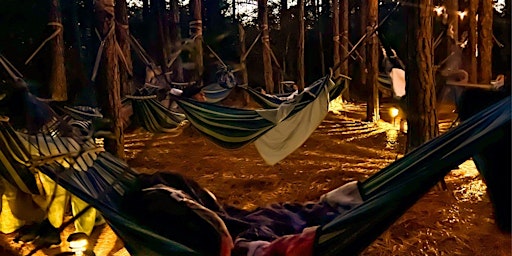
xmin=176 ymin=75 xmax=334 ymax=165
xmin=242 ymin=75 xmax=350 ymax=109
xmin=21 ymin=96 xmax=507 ymax=256
xmin=123 ymin=95 xmax=186 ymax=133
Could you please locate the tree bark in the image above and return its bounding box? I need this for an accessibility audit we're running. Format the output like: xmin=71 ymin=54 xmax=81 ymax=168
xmin=359 ymin=0 xmax=367 ymax=88
xmin=190 ymin=0 xmax=204 ymax=83
xmin=405 ymin=0 xmax=438 ymax=152
xmin=49 ymin=0 xmax=67 ymax=101
xmin=365 ymin=0 xmax=379 ymax=122
xmin=152 ymin=0 xmax=172 ymax=70
xmin=340 ymin=0 xmax=349 ymax=99
xmin=332 ymin=0 xmax=340 ymax=77
xmin=468 ymin=0 xmax=479 ymax=83
xmin=115 ymin=0 xmax=134 ymax=97
xmin=478 ymin=0 xmax=493 ymax=83
xmin=94 ymin=0 xmax=124 ymax=158
xmin=446 ymin=0 xmax=459 ymax=49
xmin=297 ymin=0 xmax=305 ymax=91
xmin=239 ymin=24 xmax=249 ymax=85
xmin=258 ymin=0 xmax=274 ymax=93
xmin=169 ymin=0 xmax=184 ymax=82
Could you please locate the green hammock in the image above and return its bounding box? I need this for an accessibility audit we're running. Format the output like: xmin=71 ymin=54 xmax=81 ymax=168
xmin=124 ymin=95 xmax=186 ymax=133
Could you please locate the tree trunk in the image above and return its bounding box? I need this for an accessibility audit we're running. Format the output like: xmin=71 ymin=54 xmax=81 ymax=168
xmin=478 ymin=0 xmax=493 ymax=83
xmin=340 ymin=0 xmax=349 ymax=99
xmin=258 ymin=0 xmax=274 ymax=93
xmin=468 ymin=0 xmax=479 ymax=83
xmin=190 ymin=0 xmax=204 ymax=83
xmin=152 ymin=0 xmax=172 ymax=70
xmin=339 ymin=0 xmax=349 ymax=75
xmin=169 ymin=0 xmax=184 ymax=82
xmin=405 ymin=0 xmax=438 ymax=152
xmin=94 ymin=0 xmax=124 ymax=158
xmin=49 ymin=0 xmax=67 ymax=101
xmin=297 ymin=0 xmax=305 ymax=91
xmin=332 ymin=0 xmax=340 ymax=77
xmin=446 ymin=0 xmax=459 ymax=49
xmin=239 ymin=24 xmax=249 ymax=85
xmin=365 ymin=0 xmax=379 ymax=122
xmin=115 ymin=0 xmax=134 ymax=97
xmin=359 ymin=0 xmax=367 ymax=89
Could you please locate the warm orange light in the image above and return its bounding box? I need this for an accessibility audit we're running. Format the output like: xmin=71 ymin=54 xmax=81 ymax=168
xmin=458 ymin=10 xmax=468 ymax=20
xmin=434 ymin=6 xmax=445 ymax=16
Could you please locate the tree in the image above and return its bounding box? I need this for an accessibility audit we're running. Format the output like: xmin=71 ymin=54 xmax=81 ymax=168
xmin=405 ymin=0 xmax=438 ymax=151
xmin=169 ymin=0 xmax=184 ymax=82
xmin=359 ymin=0 xmax=368 ymax=89
xmin=478 ymin=0 xmax=493 ymax=83
xmin=49 ymin=0 xmax=67 ymax=101
xmin=115 ymin=0 xmax=134 ymax=96
xmin=366 ymin=0 xmax=379 ymax=122
xmin=190 ymin=0 xmax=204 ymax=82
xmin=297 ymin=0 xmax=305 ymax=91
xmin=258 ymin=0 xmax=274 ymax=93
xmin=339 ymin=0 xmax=349 ymax=76
xmin=152 ymin=0 xmax=172 ymax=70
xmin=94 ymin=0 xmax=124 ymax=158
xmin=468 ymin=0 xmax=479 ymax=83
xmin=332 ymin=0 xmax=340 ymax=77
xmin=446 ymin=0 xmax=459 ymax=50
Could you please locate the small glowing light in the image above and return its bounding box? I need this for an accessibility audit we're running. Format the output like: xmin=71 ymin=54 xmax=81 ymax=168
xmin=458 ymin=10 xmax=468 ymax=20
xmin=434 ymin=6 xmax=445 ymax=16
xmin=390 ymin=107 xmax=399 ymax=118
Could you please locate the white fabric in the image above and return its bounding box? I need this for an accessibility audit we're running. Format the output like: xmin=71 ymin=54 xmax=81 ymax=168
xmin=320 ymin=181 xmax=363 ymax=212
xmin=390 ymin=68 xmax=406 ymax=98
xmin=170 ymin=88 xmax=183 ymax=96
xmin=254 ymin=82 xmax=330 ymax=165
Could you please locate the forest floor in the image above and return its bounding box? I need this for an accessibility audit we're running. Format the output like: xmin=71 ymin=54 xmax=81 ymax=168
xmin=0 ymin=99 xmax=510 ymax=256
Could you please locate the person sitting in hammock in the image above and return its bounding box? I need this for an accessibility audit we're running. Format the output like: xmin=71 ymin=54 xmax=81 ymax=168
xmin=122 ymin=171 xmax=363 ymax=256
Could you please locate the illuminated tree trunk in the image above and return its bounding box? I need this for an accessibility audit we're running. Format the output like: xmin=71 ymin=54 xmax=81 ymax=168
xmin=115 ymin=0 xmax=134 ymax=96
xmin=468 ymin=0 xmax=479 ymax=83
xmin=405 ymin=0 xmax=438 ymax=151
xmin=332 ymin=0 xmax=340 ymax=77
xmin=49 ymin=0 xmax=67 ymax=101
xmin=239 ymin=24 xmax=249 ymax=85
xmin=446 ymin=0 xmax=459 ymax=50
xmin=365 ymin=0 xmax=379 ymax=122
xmin=94 ymin=0 xmax=124 ymax=158
xmin=258 ymin=0 xmax=274 ymax=93
xmin=190 ymin=0 xmax=204 ymax=82
xmin=478 ymin=0 xmax=493 ymax=83
xmin=297 ymin=0 xmax=305 ymax=91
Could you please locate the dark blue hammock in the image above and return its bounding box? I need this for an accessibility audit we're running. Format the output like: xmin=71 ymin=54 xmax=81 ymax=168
xmin=6 ymin=97 xmax=510 ymax=255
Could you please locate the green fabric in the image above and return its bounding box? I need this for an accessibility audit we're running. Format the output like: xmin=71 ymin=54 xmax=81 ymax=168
xmin=127 ymin=96 xmax=186 ymax=133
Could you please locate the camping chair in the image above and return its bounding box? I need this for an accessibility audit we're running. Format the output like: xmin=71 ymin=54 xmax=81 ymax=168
xmin=29 ymin=96 xmax=509 ymax=256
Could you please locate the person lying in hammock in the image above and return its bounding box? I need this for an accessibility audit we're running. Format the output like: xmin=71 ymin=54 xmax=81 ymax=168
xmin=122 ymin=171 xmax=363 ymax=256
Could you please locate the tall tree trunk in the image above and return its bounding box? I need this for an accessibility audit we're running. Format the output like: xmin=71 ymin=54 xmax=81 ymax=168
xmin=190 ymin=0 xmax=204 ymax=83
xmin=468 ymin=0 xmax=479 ymax=83
xmin=152 ymin=0 xmax=172 ymax=70
xmin=339 ymin=0 xmax=349 ymax=75
xmin=49 ymin=0 xmax=67 ymax=101
xmin=239 ymin=24 xmax=249 ymax=85
xmin=340 ymin=0 xmax=349 ymax=99
xmin=297 ymin=0 xmax=305 ymax=91
xmin=94 ymin=0 xmax=124 ymax=158
xmin=359 ymin=0 xmax=367 ymax=89
xmin=280 ymin=0 xmax=288 ymax=30
xmin=405 ymin=0 xmax=438 ymax=151
xmin=478 ymin=0 xmax=493 ymax=83
xmin=115 ymin=0 xmax=134 ymax=97
xmin=169 ymin=0 xmax=184 ymax=82
xmin=332 ymin=0 xmax=340 ymax=77
xmin=446 ymin=0 xmax=459 ymax=49
xmin=258 ymin=0 xmax=274 ymax=93
xmin=365 ymin=0 xmax=379 ymax=122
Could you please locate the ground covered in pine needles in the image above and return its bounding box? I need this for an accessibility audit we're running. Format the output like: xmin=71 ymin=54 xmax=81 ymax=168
xmin=1 ymin=100 xmax=510 ymax=255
